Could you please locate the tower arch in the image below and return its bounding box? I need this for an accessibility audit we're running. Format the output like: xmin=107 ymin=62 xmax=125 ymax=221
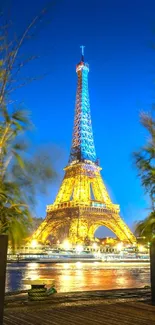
xmin=88 ymin=220 xmax=131 ymax=243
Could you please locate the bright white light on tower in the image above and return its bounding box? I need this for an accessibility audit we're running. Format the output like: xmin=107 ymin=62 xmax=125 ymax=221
xmin=116 ymin=242 xmax=123 ymax=251
xmin=30 ymin=239 xmax=38 ymax=248
xmin=63 ymin=239 xmax=71 ymax=250
xmin=92 ymin=243 xmax=98 ymax=249
xmin=76 ymin=245 xmax=83 ymax=253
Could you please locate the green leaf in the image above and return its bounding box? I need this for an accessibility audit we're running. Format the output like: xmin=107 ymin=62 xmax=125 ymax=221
xmin=13 ymin=152 xmax=25 ymax=169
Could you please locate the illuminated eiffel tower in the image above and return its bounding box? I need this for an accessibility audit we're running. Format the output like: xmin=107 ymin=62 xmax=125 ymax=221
xmin=32 ymin=47 xmax=136 ymax=244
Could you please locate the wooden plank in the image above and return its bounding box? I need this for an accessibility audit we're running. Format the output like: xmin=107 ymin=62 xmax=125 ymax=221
xmin=3 ymin=301 xmax=155 ymax=325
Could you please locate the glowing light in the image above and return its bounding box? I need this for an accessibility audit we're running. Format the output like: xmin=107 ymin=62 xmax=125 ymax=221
xmin=30 ymin=239 xmax=38 ymax=248
xmin=62 ymin=239 xmax=71 ymax=250
xmin=30 ymin=51 xmax=136 ymax=246
xmin=116 ymin=242 xmax=123 ymax=251
xmin=92 ymin=243 xmax=98 ymax=249
xmin=27 ymin=263 xmax=38 ymax=270
xmin=76 ymin=261 xmax=82 ymax=269
xmin=76 ymin=245 xmax=83 ymax=253
xmin=138 ymin=245 xmax=145 ymax=253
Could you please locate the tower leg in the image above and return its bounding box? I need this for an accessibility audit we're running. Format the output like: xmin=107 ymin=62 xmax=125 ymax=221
xmin=69 ymin=218 xmax=88 ymax=244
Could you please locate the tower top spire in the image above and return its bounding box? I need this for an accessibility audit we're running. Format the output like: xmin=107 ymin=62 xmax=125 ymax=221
xmin=80 ymin=45 xmax=85 ymax=62
xmin=69 ymin=48 xmax=96 ymax=164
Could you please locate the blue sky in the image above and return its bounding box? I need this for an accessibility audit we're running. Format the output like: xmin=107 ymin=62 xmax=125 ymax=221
xmin=2 ymin=0 xmax=155 ymax=236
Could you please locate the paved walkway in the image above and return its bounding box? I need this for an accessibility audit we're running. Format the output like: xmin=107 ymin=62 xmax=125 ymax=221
xmin=3 ymin=300 xmax=155 ymax=325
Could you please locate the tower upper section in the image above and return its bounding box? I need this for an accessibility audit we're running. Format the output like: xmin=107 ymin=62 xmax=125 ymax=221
xmin=69 ymin=47 xmax=97 ymax=164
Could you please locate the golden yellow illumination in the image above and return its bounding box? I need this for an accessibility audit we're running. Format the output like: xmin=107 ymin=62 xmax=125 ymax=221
xmin=62 ymin=239 xmax=71 ymax=250
xmin=30 ymin=239 xmax=38 ymax=248
xmin=76 ymin=261 xmax=82 ymax=268
xmin=31 ymin=161 xmax=136 ymax=245
xmin=116 ymin=242 xmax=123 ymax=251
xmin=92 ymin=243 xmax=98 ymax=249
xmin=138 ymin=245 xmax=145 ymax=253
xmin=63 ymin=263 xmax=70 ymax=270
xmin=27 ymin=263 xmax=38 ymax=269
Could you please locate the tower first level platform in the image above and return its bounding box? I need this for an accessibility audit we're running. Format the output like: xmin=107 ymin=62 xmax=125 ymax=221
xmin=32 ymin=161 xmax=136 ymax=244
xmin=32 ymin=48 xmax=136 ymax=245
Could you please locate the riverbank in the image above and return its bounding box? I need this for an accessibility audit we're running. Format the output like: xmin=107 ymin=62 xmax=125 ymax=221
xmin=4 ymin=288 xmax=154 ymax=325
xmin=7 ymin=258 xmax=150 ymax=263
xmin=7 ymin=257 xmax=101 ymax=263
xmin=4 ymin=287 xmax=151 ymax=307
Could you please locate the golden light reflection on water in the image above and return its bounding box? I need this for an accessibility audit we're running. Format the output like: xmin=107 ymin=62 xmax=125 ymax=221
xmin=22 ymin=262 xmax=41 ymax=289
xmin=6 ymin=262 xmax=150 ymax=293
xmin=75 ymin=261 xmax=82 ymax=269
xmin=27 ymin=262 xmax=38 ymax=270
xmin=63 ymin=263 xmax=70 ymax=270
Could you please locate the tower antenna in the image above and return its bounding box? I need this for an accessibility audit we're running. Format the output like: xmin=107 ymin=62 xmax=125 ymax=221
xmin=80 ymin=45 xmax=85 ymax=62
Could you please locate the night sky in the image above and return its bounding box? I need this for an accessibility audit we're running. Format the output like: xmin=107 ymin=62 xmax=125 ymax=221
xmin=2 ymin=0 xmax=155 ymax=236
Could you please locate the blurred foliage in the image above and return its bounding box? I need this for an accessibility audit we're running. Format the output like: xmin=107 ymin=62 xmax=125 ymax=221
xmin=0 ymin=8 xmax=57 ymax=249
xmin=0 ymin=107 xmax=57 ymax=248
xmin=133 ymin=110 xmax=155 ymax=240
xmin=135 ymin=211 xmax=155 ymax=242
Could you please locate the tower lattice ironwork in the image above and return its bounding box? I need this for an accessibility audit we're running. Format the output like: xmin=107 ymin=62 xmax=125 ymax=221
xmin=32 ymin=48 xmax=136 ymax=245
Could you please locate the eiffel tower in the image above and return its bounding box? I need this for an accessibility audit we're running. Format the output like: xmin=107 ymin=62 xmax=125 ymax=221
xmin=32 ymin=47 xmax=136 ymax=245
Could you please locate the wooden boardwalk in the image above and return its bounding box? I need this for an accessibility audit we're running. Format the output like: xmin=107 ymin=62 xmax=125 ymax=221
xmin=4 ymin=299 xmax=155 ymax=325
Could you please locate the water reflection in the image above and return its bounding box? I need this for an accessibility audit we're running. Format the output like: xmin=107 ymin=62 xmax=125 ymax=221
xmin=6 ymin=262 xmax=150 ymax=293
xmin=76 ymin=261 xmax=82 ymax=269
xmin=63 ymin=263 xmax=70 ymax=270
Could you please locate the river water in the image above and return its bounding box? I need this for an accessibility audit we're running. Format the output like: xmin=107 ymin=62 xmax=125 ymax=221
xmin=6 ymin=262 xmax=150 ymax=293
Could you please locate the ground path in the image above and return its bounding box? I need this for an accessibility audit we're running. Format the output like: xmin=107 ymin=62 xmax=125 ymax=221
xmin=4 ymin=288 xmax=155 ymax=325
